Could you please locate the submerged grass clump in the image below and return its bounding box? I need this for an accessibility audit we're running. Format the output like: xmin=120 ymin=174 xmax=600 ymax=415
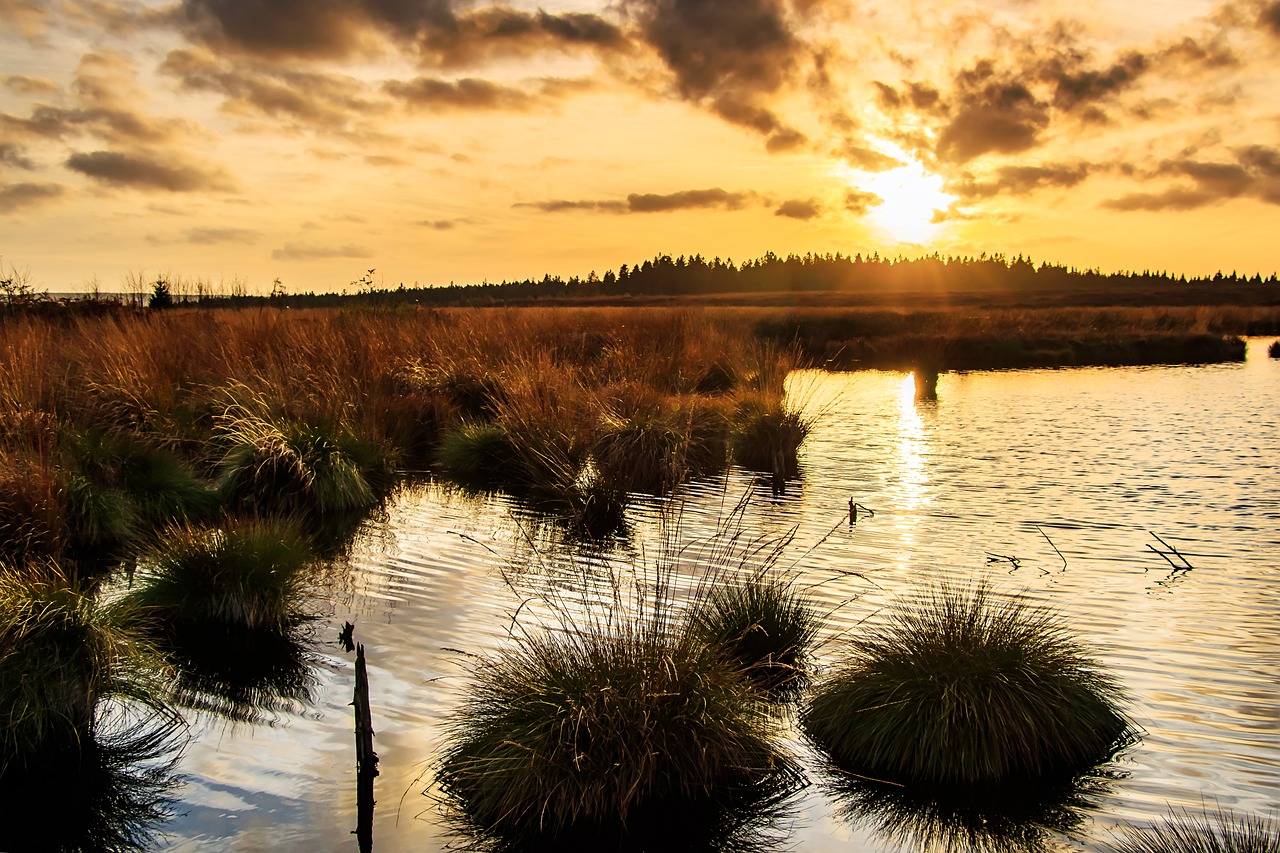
xmin=1115 ymin=807 xmax=1280 ymax=853
xmin=0 ymin=564 xmax=168 ymax=771
xmin=128 ymin=516 xmax=314 ymax=635
xmin=436 ymin=608 xmax=797 ymax=842
xmin=691 ymin=572 xmax=820 ymax=697
xmin=729 ymin=393 xmax=812 ymax=479
xmin=802 ymin=585 xmax=1135 ymax=788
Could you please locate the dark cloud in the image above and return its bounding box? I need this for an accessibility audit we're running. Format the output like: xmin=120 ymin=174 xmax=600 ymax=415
xmin=1103 ymin=148 xmax=1280 ymax=211
xmin=1102 ymin=187 xmax=1220 ymax=211
xmin=518 ymin=187 xmax=759 ymax=214
xmin=936 ymin=72 xmax=1049 ymax=163
xmin=184 ymin=227 xmax=261 ymax=245
xmin=1238 ymin=145 xmax=1280 ymax=177
xmin=179 ymin=0 xmax=625 ymax=67
xmin=0 ymin=142 xmax=35 ymax=170
xmin=774 ymin=198 xmax=821 ymax=219
xmin=417 ymin=218 xmax=464 ymax=229
xmin=272 ymin=242 xmax=375 ymax=260
xmin=627 ymin=187 xmax=757 ymax=212
xmin=179 ymin=0 xmax=384 ymax=59
xmin=65 ymin=150 xmax=232 ymax=192
xmin=384 ymin=77 xmax=538 ymax=111
xmin=418 ymin=8 xmax=628 ymax=67
xmin=622 ymin=0 xmax=814 ymax=150
xmin=955 ymin=162 xmax=1090 ymax=199
xmin=1163 ymin=159 xmax=1252 ymax=197
xmin=843 ymin=188 xmax=881 ymax=215
xmin=1260 ymin=1 xmax=1280 ymax=36
xmin=1046 ymin=51 xmax=1148 ymax=112
xmin=837 ymin=142 xmax=903 ymax=172
xmin=876 ymin=16 xmax=1245 ymax=166
xmin=0 ymin=181 xmax=66 ymax=213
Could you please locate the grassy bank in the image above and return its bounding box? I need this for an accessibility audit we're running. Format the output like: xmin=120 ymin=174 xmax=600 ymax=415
xmin=0 ymin=300 xmax=1257 ymax=567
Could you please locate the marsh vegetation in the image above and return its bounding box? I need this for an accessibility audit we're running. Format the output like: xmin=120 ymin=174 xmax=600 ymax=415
xmin=0 ymin=299 xmax=1273 ymax=850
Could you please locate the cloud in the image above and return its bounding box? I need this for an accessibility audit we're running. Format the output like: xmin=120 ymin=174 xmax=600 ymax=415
xmin=627 ymin=187 xmax=758 ymax=212
xmin=516 ymin=199 xmax=629 ymax=213
xmin=518 ymin=187 xmax=759 ymax=214
xmin=184 ymin=227 xmax=261 ymax=245
xmin=0 ymin=142 xmax=35 ymax=170
xmin=836 ymin=142 xmax=904 ymax=172
xmin=955 ymin=162 xmax=1091 ymax=199
xmin=417 ymin=219 xmax=466 ymax=229
xmin=271 ymin=242 xmax=375 ymax=260
xmin=622 ymin=0 xmax=814 ymax=149
xmin=843 ymin=188 xmax=881 ymax=215
xmin=384 ymin=77 xmax=539 ymax=112
xmin=873 ymin=81 xmax=941 ymax=112
xmin=873 ymin=14 xmax=1248 ymax=167
xmin=1261 ymin=1 xmax=1280 ymax=36
xmin=0 ymin=0 xmax=50 ymax=39
xmin=65 ymin=150 xmax=232 ymax=192
xmin=0 ymin=181 xmax=66 ymax=213
xmin=178 ymin=0 xmax=626 ymax=67
xmin=935 ymin=63 xmax=1050 ymax=163
xmin=3 ymin=52 xmax=198 ymax=146
xmin=1102 ymin=149 xmax=1280 ymax=211
xmin=774 ymin=198 xmax=821 ymax=219
xmin=1238 ymin=145 xmax=1280 ymax=177
xmin=1102 ymin=187 xmax=1220 ymax=211
xmin=2 ymin=75 xmax=59 ymax=96
xmin=160 ymin=49 xmax=381 ymax=132
xmin=417 ymin=7 xmax=628 ymax=67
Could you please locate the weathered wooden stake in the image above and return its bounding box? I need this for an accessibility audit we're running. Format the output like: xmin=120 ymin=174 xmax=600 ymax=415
xmin=354 ymin=642 xmax=378 ymax=853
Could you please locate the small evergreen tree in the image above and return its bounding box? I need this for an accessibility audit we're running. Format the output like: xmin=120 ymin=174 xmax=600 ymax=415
xmin=148 ymin=277 xmax=174 ymax=310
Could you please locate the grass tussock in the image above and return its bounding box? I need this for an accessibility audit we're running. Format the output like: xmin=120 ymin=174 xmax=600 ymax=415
xmin=436 ymin=615 xmax=797 ymax=841
xmin=62 ymin=429 xmax=217 ymax=557
xmin=216 ymin=403 xmax=394 ymax=519
xmin=0 ymin=563 xmax=169 ymax=771
xmin=801 ymin=585 xmax=1135 ymax=788
xmin=589 ymin=384 xmax=730 ymax=494
xmin=729 ymin=393 xmax=812 ymax=478
xmin=128 ymin=516 xmax=314 ymax=635
xmin=691 ymin=571 xmax=820 ymax=698
xmin=1114 ymin=808 xmax=1280 ymax=853
xmin=1269 ymin=340 xmax=1280 ymax=358
xmin=437 ymin=499 xmax=829 ymax=843
xmin=435 ymin=422 xmax=521 ymax=490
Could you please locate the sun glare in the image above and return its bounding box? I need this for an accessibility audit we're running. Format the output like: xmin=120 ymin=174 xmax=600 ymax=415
xmin=863 ymin=161 xmax=954 ymax=245
xmin=837 ymin=143 xmax=956 ymax=246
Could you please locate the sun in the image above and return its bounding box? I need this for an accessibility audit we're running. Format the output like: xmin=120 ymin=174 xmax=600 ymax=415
xmin=836 ymin=143 xmax=956 ymax=245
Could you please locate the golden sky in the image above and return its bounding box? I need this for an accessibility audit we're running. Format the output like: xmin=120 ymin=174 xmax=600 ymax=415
xmin=2 ymin=0 xmax=1278 ymax=292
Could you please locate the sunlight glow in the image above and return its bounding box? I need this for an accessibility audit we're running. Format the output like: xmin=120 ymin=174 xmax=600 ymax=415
xmin=836 ymin=140 xmax=956 ymax=246
xmin=863 ymin=160 xmax=955 ymax=245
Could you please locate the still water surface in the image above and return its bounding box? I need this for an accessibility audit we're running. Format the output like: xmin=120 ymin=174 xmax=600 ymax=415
xmin=166 ymin=341 xmax=1279 ymax=851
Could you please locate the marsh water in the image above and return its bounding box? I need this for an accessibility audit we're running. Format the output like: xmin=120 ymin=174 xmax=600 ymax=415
xmin=160 ymin=341 xmax=1279 ymax=852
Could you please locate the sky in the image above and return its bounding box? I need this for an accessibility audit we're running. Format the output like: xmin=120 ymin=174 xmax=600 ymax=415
xmin=2 ymin=0 xmax=1279 ymax=293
